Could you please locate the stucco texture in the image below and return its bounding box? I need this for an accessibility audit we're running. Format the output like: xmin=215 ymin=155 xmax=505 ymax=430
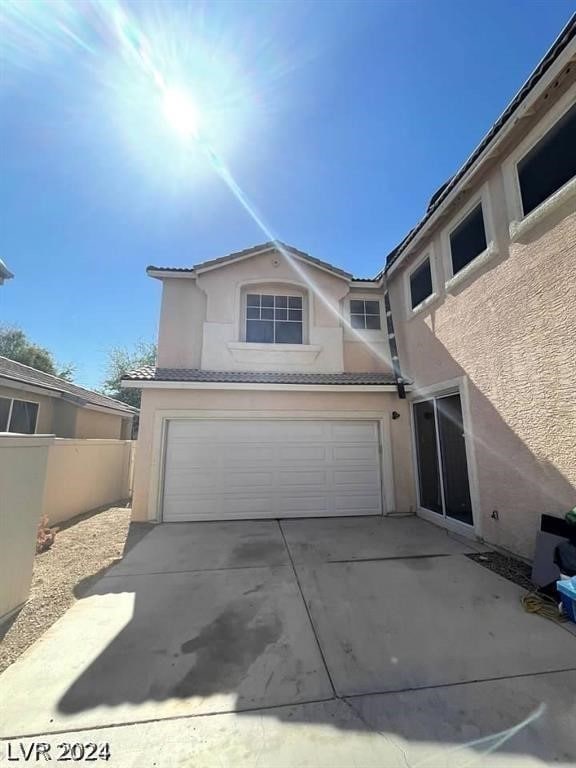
xmin=132 ymin=388 xmax=415 ymax=523
xmin=390 ymin=192 xmax=576 ymax=557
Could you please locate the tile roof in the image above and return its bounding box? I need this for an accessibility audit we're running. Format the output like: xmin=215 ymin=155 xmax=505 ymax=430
xmin=123 ymin=366 xmax=397 ymax=386
xmin=147 ymin=241 xmax=356 ymax=281
xmin=384 ymin=15 xmax=576 ymax=272
xmin=0 ymin=356 xmax=138 ymax=415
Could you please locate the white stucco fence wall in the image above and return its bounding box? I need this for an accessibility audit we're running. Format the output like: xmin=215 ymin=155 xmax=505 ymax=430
xmin=0 ymin=436 xmax=134 ymax=623
xmin=42 ymin=439 xmax=134 ymax=526
xmin=0 ymin=435 xmax=53 ymax=623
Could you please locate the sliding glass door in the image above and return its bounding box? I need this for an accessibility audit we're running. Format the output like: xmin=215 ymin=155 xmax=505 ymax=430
xmin=413 ymin=393 xmax=473 ymax=526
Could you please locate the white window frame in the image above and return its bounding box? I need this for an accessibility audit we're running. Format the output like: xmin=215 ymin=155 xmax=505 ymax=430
xmin=407 ymin=376 xmax=481 ymax=540
xmin=404 ymin=244 xmax=439 ymax=318
xmin=441 ymin=183 xmax=498 ymax=293
xmin=0 ymin=396 xmax=40 ymax=434
xmin=242 ymin=288 xmax=306 ymax=345
xmin=503 ymin=83 xmax=576 ymax=241
xmin=349 ymin=297 xmax=382 ymax=331
xmin=344 ymin=294 xmax=385 ymax=342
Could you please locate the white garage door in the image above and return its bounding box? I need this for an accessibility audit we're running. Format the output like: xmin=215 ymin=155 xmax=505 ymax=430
xmin=162 ymin=419 xmax=382 ymax=521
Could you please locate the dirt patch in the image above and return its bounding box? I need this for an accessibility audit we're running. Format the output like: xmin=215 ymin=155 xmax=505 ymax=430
xmin=467 ymin=550 xmax=534 ymax=590
xmin=0 ymin=506 xmax=131 ymax=675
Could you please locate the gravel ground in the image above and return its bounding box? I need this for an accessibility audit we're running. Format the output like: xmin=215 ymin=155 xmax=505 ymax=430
xmin=0 ymin=505 xmax=131 ymax=675
xmin=467 ymin=550 xmax=534 ymax=590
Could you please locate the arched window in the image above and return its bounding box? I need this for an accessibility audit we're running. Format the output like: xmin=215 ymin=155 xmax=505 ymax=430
xmin=241 ymin=284 xmax=307 ymax=344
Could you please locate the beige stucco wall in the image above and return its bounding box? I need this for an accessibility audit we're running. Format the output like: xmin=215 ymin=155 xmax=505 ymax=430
xmin=0 ymin=385 xmax=55 ymax=434
xmin=43 ymin=439 xmax=134 ymax=525
xmin=155 ymin=251 xmax=393 ymax=375
xmin=74 ymin=408 xmax=124 ymax=439
xmin=132 ymin=387 xmax=415 ymax=522
xmin=0 ymin=436 xmax=52 ymax=622
xmin=388 ymin=134 xmax=576 ymax=557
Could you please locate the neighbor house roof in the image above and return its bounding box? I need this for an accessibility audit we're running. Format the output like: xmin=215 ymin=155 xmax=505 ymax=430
xmin=123 ymin=366 xmax=397 ymax=386
xmin=0 ymin=258 xmax=14 ymax=284
xmin=147 ymin=241 xmax=356 ymax=281
xmin=382 ymin=14 xmax=576 ymax=275
xmin=0 ymin=356 xmax=138 ymax=415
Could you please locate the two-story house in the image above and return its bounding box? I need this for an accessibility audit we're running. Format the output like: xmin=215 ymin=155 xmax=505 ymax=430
xmin=124 ymin=243 xmax=416 ymax=524
xmin=124 ymin=18 xmax=575 ymax=559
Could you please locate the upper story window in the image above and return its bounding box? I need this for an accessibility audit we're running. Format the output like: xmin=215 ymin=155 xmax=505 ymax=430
xmin=0 ymin=396 xmax=39 ymax=434
xmin=350 ymin=299 xmax=381 ymax=330
xmin=409 ymin=257 xmax=433 ymax=309
xmin=517 ymin=101 xmax=576 ymax=216
xmin=449 ymin=202 xmax=487 ymax=276
xmin=246 ymin=293 xmax=303 ymax=344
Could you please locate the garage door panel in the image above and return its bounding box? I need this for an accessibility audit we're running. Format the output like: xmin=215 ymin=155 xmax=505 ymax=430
xmin=162 ymin=419 xmax=383 ymax=521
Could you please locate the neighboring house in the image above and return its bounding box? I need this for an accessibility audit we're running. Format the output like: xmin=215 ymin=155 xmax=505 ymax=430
xmin=0 ymin=357 xmax=137 ymax=439
xmin=124 ymin=19 xmax=576 ymax=559
xmin=0 ymin=258 xmax=14 ymax=285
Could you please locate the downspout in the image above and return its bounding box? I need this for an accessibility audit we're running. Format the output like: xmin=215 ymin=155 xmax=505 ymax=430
xmin=383 ymin=289 xmax=406 ymax=399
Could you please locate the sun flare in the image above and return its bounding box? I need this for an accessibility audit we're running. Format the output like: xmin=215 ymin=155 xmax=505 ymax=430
xmin=162 ymin=86 xmax=201 ymax=139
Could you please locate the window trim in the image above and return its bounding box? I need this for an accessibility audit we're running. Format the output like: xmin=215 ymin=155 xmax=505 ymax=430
xmin=0 ymin=396 xmax=40 ymax=434
xmin=243 ymin=291 xmax=304 ymax=345
xmin=404 ymin=245 xmax=439 ymax=318
xmin=503 ymin=83 xmax=576 ymax=241
xmin=441 ymin=183 xmax=498 ymax=292
xmin=348 ymin=297 xmax=383 ymax=331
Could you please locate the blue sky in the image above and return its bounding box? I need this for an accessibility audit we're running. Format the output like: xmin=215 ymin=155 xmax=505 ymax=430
xmin=0 ymin=0 xmax=573 ymax=388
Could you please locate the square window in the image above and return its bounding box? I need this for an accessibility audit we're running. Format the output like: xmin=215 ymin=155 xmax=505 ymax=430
xmin=410 ymin=258 xmax=433 ymax=308
xmin=288 ymin=309 xmax=302 ymax=321
xmin=275 ymin=295 xmax=288 ymax=309
xmin=349 ymin=298 xmax=381 ymax=330
xmin=274 ymin=307 xmax=288 ymax=320
xmin=247 ymin=294 xmax=260 ymax=307
xmin=449 ymin=203 xmax=487 ymax=275
xmin=246 ymin=306 xmax=260 ymax=319
xmin=261 ymin=294 xmax=274 ymax=308
xmin=9 ymin=400 xmax=38 ymax=434
xmin=288 ymin=296 xmax=302 ymax=309
xmin=246 ymin=319 xmax=274 ymax=343
xmin=518 ymin=102 xmax=576 ymax=215
xmin=261 ymin=307 xmax=274 ymax=320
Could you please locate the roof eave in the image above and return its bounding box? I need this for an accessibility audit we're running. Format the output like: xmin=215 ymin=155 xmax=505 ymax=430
xmin=385 ymin=19 xmax=576 ymax=277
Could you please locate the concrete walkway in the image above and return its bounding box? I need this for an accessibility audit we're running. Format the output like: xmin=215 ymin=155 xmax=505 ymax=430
xmin=1 ymin=516 xmax=575 ymax=767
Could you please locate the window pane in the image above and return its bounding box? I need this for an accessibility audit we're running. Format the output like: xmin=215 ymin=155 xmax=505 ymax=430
xmin=437 ymin=395 xmax=473 ymax=525
xmin=350 ymin=300 xmax=365 ymax=314
xmin=261 ymin=307 xmax=274 ymax=320
xmin=410 ymin=259 xmax=433 ymax=308
xmin=246 ymin=306 xmax=260 ymax=319
xmin=518 ymin=103 xmax=576 ymax=215
xmin=276 ymin=321 xmax=302 ymax=344
xmin=261 ymin=295 xmax=274 ymax=307
xmin=274 ymin=307 xmax=288 ymax=320
xmin=350 ymin=314 xmax=366 ymax=329
xmin=246 ymin=319 xmax=274 ymax=343
xmin=288 ymin=309 xmax=302 ymax=321
xmin=9 ymin=400 xmax=38 ymax=434
xmin=247 ymin=294 xmax=260 ymax=307
xmin=0 ymin=397 xmax=10 ymax=430
xmin=365 ymin=314 xmax=381 ymax=330
xmin=413 ymin=400 xmax=442 ymax=514
xmin=450 ymin=203 xmax=487 ymax=275
xmin=364 ymin=301 xmax=380 ymax=315
xmin=275 ymin=295 xmax=287 ymax=308
xmin=288 ymin=296 xmax=302 ymax=309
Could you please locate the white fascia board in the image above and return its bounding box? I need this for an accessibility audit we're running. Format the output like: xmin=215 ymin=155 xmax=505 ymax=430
xmin=0 ymin=376 xmax=63 ymax=399
xmin=78 ymin=401 xmax=136 ymax=417
xmin=348 ymin=280 xmax=383 ymax=289
xmin=386 ymin=39 xmax=576 ymax=278
xmin=146 ymin=270 xmax=196 ymax=280
xmin=121 ymin=380 xmax=403 ymax=393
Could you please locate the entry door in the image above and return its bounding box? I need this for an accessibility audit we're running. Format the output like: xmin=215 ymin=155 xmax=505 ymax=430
xmin=413 ymin=393 xmax=473 ymax=526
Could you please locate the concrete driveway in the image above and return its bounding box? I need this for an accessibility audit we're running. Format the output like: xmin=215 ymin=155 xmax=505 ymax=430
xmin=1 ymin=515 xmax=575 ymax=767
